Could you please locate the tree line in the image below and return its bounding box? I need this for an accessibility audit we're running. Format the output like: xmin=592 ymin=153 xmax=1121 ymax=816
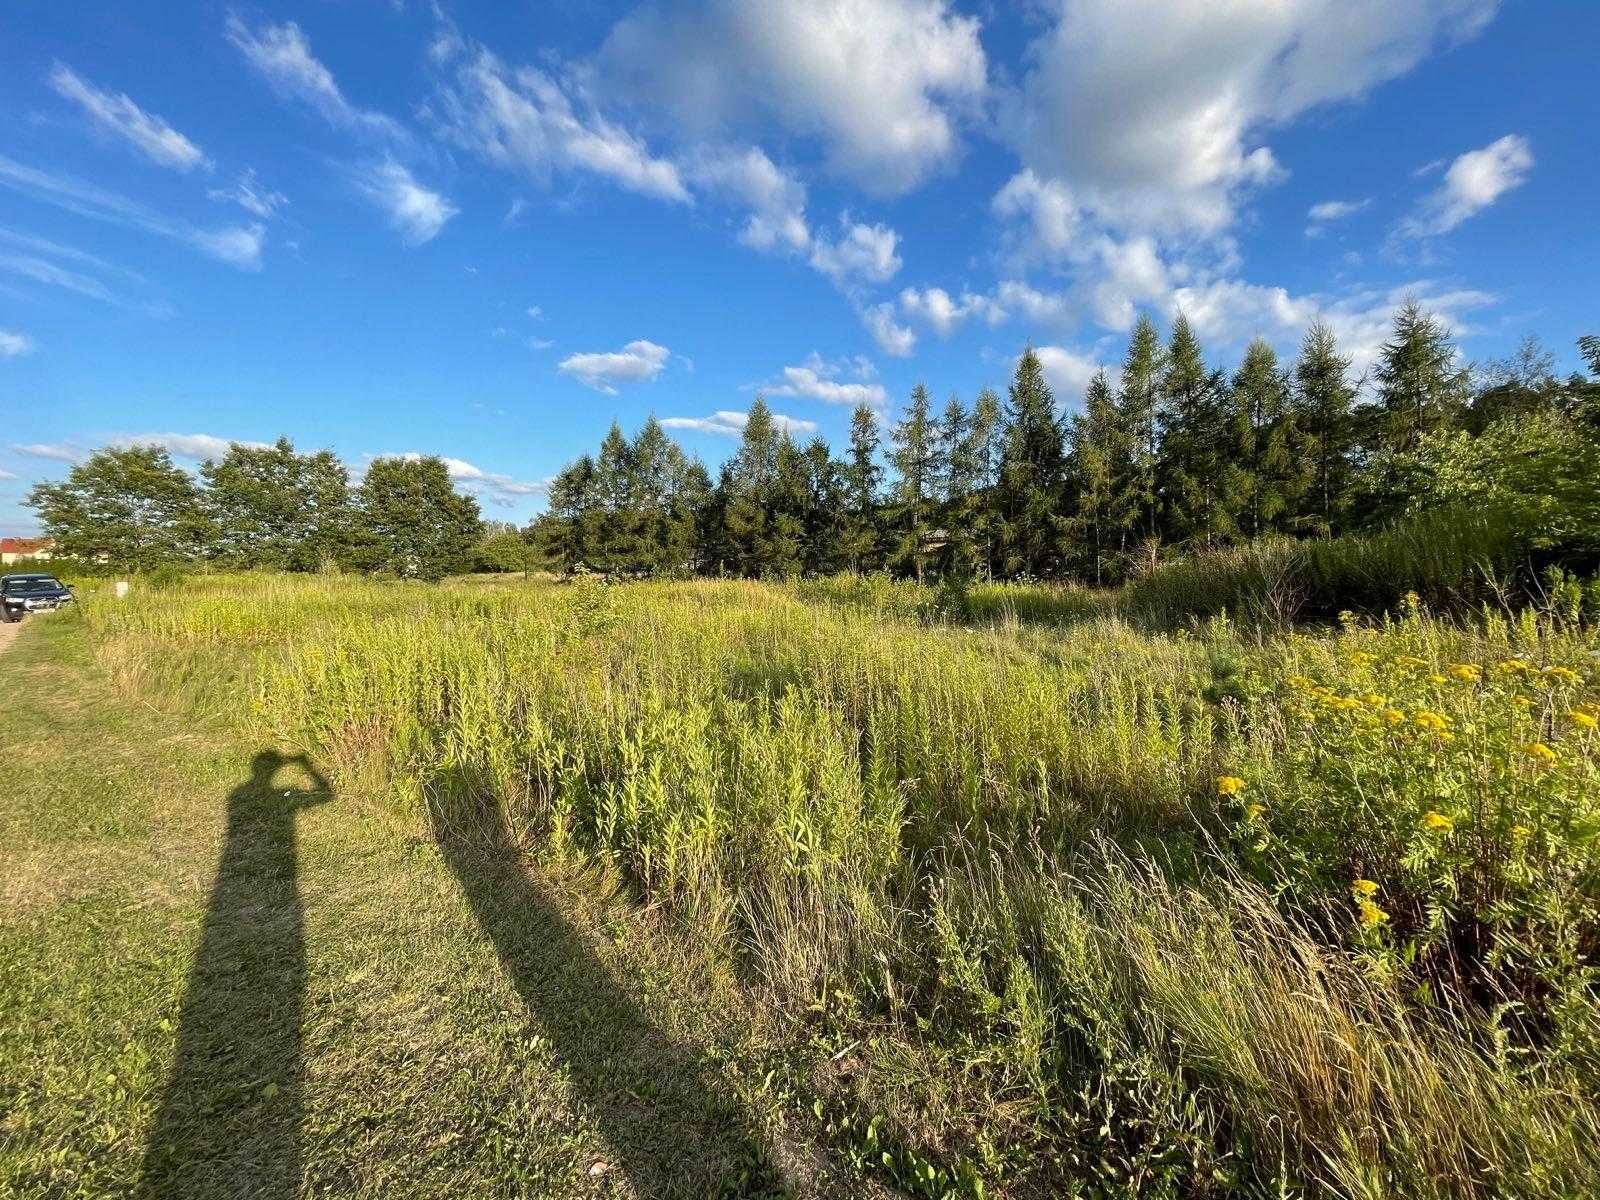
xmin=23 ymin=304 xmax=1599 ymax=585
xmin=536 ymin=305 xmax=1600 ymax=584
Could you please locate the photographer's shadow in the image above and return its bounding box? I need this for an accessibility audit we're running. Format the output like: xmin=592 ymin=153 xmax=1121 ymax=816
xmin=142 ymin=751 xmax=331 ymax=1198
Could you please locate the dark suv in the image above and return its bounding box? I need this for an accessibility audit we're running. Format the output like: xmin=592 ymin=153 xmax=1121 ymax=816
xmin=1 ymin=573 xmax=74 ymax=622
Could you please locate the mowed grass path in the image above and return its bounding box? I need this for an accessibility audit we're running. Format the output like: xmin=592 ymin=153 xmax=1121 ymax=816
xmin=0 ymin=616 xmax=852 ymax=1198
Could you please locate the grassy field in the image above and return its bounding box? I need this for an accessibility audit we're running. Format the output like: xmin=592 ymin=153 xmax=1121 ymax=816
xmin=6 ymin=573 xmax=1600 ymax=1197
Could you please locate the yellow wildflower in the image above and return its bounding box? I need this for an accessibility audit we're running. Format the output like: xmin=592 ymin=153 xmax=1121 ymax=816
xmin=1496 ymin=658 xmax=1532 ymax=675
xmin=1362 ymin=692 xmax=1387 ymax=707
xmin=1422 ymin=810 xmax=1454 ymax=833
xmin=1414 ymin=710 xmax=1449 ymax=733
xmin=1244 ymin=803 xmax=1265 ymax=821
xmin=1382 ymin=708 xmax=1406 ymax=726
xmin=1428 ymin=673 xmax=1449 ymax=685
xmin=1510 ymin=824 xmax=1532 ymax=841
xmin=1349 ymin=649 xmax=1376 ymax=666
xmin=1357 ymin=899 xmax=1390 ymax=927
xmin=1287 ymin=674 xmax=1315 ymax=690
xmin=1217 ymin=775 xmax=1246 ymax=797
xmin=1396 ymin=655 xmax=1428 ymax=671
xmin=1512 ymin=696 xmax=1533 ymax=710
xmin=1448 ymin=663 xmax=1481 ymax=682
xmin=1569 ymin=710 xmax=1599 ymax=731
xmin=1351 ymin=878 xmax=1380 ymax=898
xmin=1543 ymin=666 xmax=1582 ymax=685
xmin=1522 ymin=742 xmax=1558 ymax=765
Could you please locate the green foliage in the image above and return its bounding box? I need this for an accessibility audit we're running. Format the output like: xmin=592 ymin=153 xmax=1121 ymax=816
xmin=995 ymin=347 xmax=1066 ymax=577
xmin=26 ymin=445 xmax=212 ymax=571
xmin=350 ymin=455 xmax=483 ymax=580
xmin=200 ymin=437 xmax=351 ymax=570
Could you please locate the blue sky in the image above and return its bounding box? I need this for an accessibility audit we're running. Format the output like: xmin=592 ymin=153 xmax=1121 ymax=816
xmin=2 ymin=1 xmax=1595 ymax=530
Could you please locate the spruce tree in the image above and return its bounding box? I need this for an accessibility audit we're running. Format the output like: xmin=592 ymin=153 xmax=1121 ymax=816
xmin=1067 ymin=370 xmax=1124 ymax=583
xmin=938 ymin=393 xmax=978 ymax=579
xmin=963 ymin=387 xmax=1003 ymax=579
xmin=1117 ymin=314 xmax=1165 ymax=545
xmin=1292 ymin=322 xmax=1357 ymax=537
xmin=1156 ymin=315 xmax=1227 ymax=544
xmin=1227 ymin=339 xmax=1295 ymax=538
xmin=889 ymin=383 xmax=936 ymax=581
xmin=995 ymin=347 xmax=1066 ymax=577
xmin=841 ymin=403 xmax=883 ymax=572
xmin=1373 ymin=301 xmax=1470 ymax=455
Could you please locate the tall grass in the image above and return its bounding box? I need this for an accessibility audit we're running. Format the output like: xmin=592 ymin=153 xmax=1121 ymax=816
xmin=83 ymin=573 xmax=1600 ymax=1196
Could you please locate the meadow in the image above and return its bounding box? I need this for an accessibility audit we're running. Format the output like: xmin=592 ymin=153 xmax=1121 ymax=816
xmin=14 ymin=570 xmax=1600 ymax=1197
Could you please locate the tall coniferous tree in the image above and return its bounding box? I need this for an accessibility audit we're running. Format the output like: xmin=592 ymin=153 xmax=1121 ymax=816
xmin=1068 ymin=370 xmax=1125 ymax=583
xmin=937 ymin=393 xmax=978 ymax=578
xmin=1156 ymin=315 xmax=1229 ymax=544
xmin=995 ymin=348 xmax=1066 ymax=577
xmin=889 ymin=383 xmax=936 ymax=581
xmin=963 ymin=387 xmax=1004 ymax=579
xmin=1372 ymin=301 xmax=1470 ymax=456
xmin=841 ymin=403 xmax=883 ymax=573
xmin=1292 ymin=322 xmax=1357 ymax=537
xmin=1117 ymin=314 xmax=1165 ymax=546
xmin=1227 ymin=339 xmax=1296 ymax=538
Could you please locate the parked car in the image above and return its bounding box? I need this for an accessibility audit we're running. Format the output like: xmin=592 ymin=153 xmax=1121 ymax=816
xmin=1 ymin=573 xmax=74 ymax=622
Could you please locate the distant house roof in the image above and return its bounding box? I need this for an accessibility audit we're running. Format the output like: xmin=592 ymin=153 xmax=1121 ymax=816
xmin=1 ymin=538 xmax=53 ymax=554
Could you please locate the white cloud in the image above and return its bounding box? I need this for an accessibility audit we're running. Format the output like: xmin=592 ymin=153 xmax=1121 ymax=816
xmin=227 ymin=17 xmax=406 ymax=141
xmin=600 ymin=0 xmax=988 ymax=195
xmin=661 ymin=409 xmax=817 ymax=437
xmin=354 ymin=161 xmax=458 ymax=245
xmin=49 ymin=63 xmax=209 ymax=172
xmin=188 ymin=223 xmax=266 ymax=270
xmin=1033 ymin=345 xmax=1114 ymax=408
xmin=992 ymin=169 xmax=1081 ymax=262
xmin=432 ymin=48 xmax=689 ymax=203
xmin=0 ymin=330 xmax=36 ymax=357
xmin=1008 ymin=0 xmax=1497 ymax=237
xmin=684 ymin=145 xmax=812 ymax=252
xmin=0 ymin=154 xmax=264 ymax=270
xmin=380 ymin=451 xmax=546 ymax=507
xmin=808 ymin=218 xmax=902 ymax=287
xmin=764 ymin=353 xmax=889 ymax=407
xmin=0 ymin=253 xmax=113 ymax=302
xmin=558 ymin=339 xmax=672 ymax=393
xmin=11 ymin=442 xmax=81 ymax=463
xmin=208 ymin=169 xmax=288 ymax=219
xmin=526 ymin=305 xmax=544 ymax=320
xmin=1167 ymin=277 xmax=1495 ymax=374
xmin=117 ymin=432 xmax=269 ymax=461
xmin=0 ymin=468 xmax=15 ymax=480
xmin=899 ymin=285 xmax=1004 ymax=336
xmin=860 ymin=302 xmax=916 ymax=357
xmin=1308 ymin=198 xmax=1370 ymax=223
xmin=1397 ymin=134 xmax=1532 ymax=238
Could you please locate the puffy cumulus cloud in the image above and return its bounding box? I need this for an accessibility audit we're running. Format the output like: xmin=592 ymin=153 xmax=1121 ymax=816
xmin=0 ymin=330 xmax=35 ymax=357
xmin=981 ymin=233 xmax=1172 ymax=335
xmin=208 ymin=169 xmax=288 ymax=220
xmin=1397 ymin=134 xmax=1532 ymax=238
xmin=992 ymin=170 xmax=1081 ymax=263
xmin=49 ymin=63 xmax=209 ymax=172
xmin=353 ymin=161 xmax=458 ymax=246
xmin=1167 ymin=277 xmax=1495 ymax=374
xmin=599 ymin=0 xmax=988 ymax=196
xmin=1008 ymin=0 xmax=1497 ymax=237
xmin=227 ymin=17 xmax=406 ymax=142
xmin=116 ymin=432 xmax=270 ymax=460
xmin=661 ymin=409 xmax=818 ymax=437
xmin=558 ymin=339 xmax=672 ymax=393
xmin=899 ymin=286 xmax=1005 ymax=337
xmin=430 ymin=48 xmax=689 ymax=203
xmin=763 ymin=352 xmax=888 ymax=407
xmin=808 ymin=219 xmax=903 ymax=289
xmin=684 ymin=145 xmax=811 ymax=252
xmin=860 ymin=302 xmax=916 ymax=357
xmin=1032 ymin=346 xmax=1117 ymax=408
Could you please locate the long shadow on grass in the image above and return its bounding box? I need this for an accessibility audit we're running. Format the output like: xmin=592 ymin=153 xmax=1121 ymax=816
xmin=141 ymin=751 xmax=331 ymax=1199
xmin=430 ymin=783 xmax=788 ymax=1199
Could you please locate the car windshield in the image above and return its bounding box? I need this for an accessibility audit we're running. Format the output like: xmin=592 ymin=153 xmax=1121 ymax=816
xmin=6 ymin=577 xmax=65 ymax=595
